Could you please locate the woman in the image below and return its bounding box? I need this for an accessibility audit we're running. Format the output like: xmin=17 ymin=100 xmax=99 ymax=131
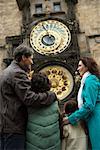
xmin=26 ymin=72 xmax=61 ymax=150
xmin=63 ymin=57 xmax=100 ymax=149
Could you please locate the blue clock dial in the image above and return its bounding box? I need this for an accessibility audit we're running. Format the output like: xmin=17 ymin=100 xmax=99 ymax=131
xmin=30 ymin=20 xmax=71 ymax=55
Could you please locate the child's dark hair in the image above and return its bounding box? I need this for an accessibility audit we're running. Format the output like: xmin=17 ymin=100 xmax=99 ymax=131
xmin=64 ymin=99 xmax=78 ymax=115
xmin=31 ymin=72 xmax=51 ymax=93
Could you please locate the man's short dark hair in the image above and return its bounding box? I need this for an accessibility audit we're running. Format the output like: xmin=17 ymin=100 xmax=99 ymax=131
xmin=13 ymin=45 xmax=33 ymax=62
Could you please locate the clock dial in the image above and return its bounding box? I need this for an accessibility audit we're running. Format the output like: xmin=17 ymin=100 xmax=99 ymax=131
xmin=30 ymin=20 xmax=71 ymax=55
xmin=40 ymin=65 xmax=74 ymax=100
xmin=42 ymin=35 xmax=55 ymax=46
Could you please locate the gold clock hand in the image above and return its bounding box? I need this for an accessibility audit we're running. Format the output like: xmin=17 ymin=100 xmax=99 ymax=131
xmin=42 ymin=24 xmax=52 ymax=39
xmin=42 ymin=24 xmax=48 ymax=33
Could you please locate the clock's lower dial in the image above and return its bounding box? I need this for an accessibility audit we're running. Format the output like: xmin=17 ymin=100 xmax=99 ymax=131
xmin=39 ymin=65 xmax=74 ymax=100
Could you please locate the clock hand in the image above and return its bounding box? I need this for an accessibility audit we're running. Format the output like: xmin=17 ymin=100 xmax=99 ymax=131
xmin=49 ymin=36 xmax=55 ymax=44
xmin=42 ymin=24 xmax=48 ymax=33
xmin=42 ymin=24 xmax=52 ymax=37
xmin=42 ymin=23 xmax=54 ymax=43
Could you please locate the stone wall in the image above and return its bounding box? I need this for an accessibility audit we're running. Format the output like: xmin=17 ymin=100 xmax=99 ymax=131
xmin=0 ymin=0 xmax=100 ymax=71
xmin=0 ymin=0 xmax=22 ymax=44
xmin=76 ymin=0 xmax=100 ymax=65
xmin=0 ymin=0 xmax=22 ymax=70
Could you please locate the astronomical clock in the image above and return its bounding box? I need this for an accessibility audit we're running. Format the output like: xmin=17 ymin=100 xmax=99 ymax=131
xmin=29 ymin=19 xmax=75 ymax=101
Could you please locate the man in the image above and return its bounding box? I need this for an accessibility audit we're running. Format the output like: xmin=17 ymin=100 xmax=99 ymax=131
xmin=0 ymin=45 xmax=57 ymax=150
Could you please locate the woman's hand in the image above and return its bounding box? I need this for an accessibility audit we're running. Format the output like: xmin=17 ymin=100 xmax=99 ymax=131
xmin=63 ymin=117 xmax=70 ymax=125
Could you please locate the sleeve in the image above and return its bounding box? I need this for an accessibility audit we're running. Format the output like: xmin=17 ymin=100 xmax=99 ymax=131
xmin=12 ymin=72 xmax=57 ymax=107
xmin=61 ymin=126 xmax=69 ymax=150
xmin=68 ymin=76 xmax=99 ymax=125
xmin=63 ymin=126 xmax=69 ymax=138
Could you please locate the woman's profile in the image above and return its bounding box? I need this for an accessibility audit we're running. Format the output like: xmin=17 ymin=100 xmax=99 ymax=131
xmin=63 ymin=57 xmax=100 ymax=149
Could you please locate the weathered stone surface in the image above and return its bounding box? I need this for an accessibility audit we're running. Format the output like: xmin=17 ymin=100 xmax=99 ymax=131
xmin=0 ymin=0 xmax=22 ymax=70
xmin=76 ymin=0 xmax=100 ymax=36
xmin=0 ymin=48 xmax=7 ymax=71
xmin=76 ymin=0 xmax=100 ymax=66
xmin=0 ymin=0 xmax=22 ymax=44
xmin=91 ymin=43 xmax=100 ymax=65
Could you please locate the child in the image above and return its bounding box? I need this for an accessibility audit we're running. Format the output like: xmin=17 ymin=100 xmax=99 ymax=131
xmin=26 ymin=72 xmax=61 ymax=150
xmin=62 ymin=99 xmax=88 ymax=150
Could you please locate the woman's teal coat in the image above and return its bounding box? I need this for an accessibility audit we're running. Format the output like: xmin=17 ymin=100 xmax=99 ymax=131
xmin=26 ymin=101 xmax=61 ymax=150
xmin=68 ymin=75 xmax=100 ymax=150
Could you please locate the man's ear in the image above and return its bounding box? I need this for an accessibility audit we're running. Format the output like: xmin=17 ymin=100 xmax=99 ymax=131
xmin=22 ymin=55 xmax=26 ymax=61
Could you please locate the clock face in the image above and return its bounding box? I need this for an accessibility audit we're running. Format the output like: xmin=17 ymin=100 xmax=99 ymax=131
xmin=40 ymin=65 xmax=74 ymax=100
xmin=30 ymin=20 xmax=71 ymax=55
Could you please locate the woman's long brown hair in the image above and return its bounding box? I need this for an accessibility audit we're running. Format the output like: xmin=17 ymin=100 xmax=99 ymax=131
xmin=80 ymin=57 xmax=100 ymax=78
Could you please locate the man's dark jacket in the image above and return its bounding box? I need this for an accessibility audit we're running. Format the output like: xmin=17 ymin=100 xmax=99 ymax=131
xmin=0 ymin=60 xmax=56 ymax=134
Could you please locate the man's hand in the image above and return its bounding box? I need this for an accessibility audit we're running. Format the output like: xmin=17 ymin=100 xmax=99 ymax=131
xmin=44 ymin=91 xmax=57 ymax=105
